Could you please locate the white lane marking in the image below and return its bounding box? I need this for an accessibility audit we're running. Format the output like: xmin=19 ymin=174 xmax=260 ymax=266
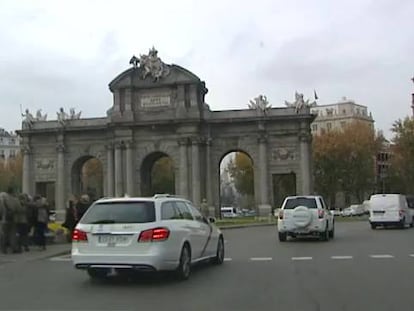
xmin=331 ymin=256 xmax=353 ymax=260
xmin=292 ymin=257 xmax=312 ymax=261
xmin=50 ymin=255 xmax=72 ymax=262
xmin=250 ymin=257 xmax=273 ymax=261
xmin=409 ymin=254 xmax=414 ymax=258
xmin=370 ymin=254 xmax=394 ymax=259
xmin=224 ymin=258 xmax=232 ymax=262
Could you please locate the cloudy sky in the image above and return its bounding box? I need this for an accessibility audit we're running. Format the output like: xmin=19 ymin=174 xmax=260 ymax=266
xmin=1 ymin=0 xmax=413 ymax=139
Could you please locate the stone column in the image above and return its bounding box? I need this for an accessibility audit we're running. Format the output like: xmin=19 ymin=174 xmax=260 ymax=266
xmin=258 ymin=135 xmax=271 ymax=216
xmin=300 ymin=133 xmax=312 ymax=195
xmin=205 ymin=138 xmax=215 ymax=217
xmin=114 ymin=142 xmax=123 ymax=196
xmin=55 ymin=144 xmax=66 ymax=221
xmin=106 ymin=143 xmax=114 ymax=197
xmin=22 ymin=146 xmax=31 ymax=195
xmin=125 ymin=140 xmax=134 ymax=196
xmin=191 ymin=138 xmax=201 ymax=207
xmin=178 ymin=138 xmax=188 ymax=198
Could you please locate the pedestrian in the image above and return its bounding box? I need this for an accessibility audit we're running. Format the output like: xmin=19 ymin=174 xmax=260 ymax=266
xmin=200 ymin=198 xmax=209 ymax=216
xmin=62 ymin=196 xmax=78 ymax=240
xmin=33 ymin=196 xmax=49 ymax=251
xmin=75 ymin=194 xmax=91 ymax=221
xmin=16 ymin=193 xmax=31 ymax=252
xmin=0 ymin=187 xmax=20 ymax=254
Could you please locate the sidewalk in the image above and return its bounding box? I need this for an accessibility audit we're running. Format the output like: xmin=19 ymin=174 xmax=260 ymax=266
xmin=0 ymin=243 xmax=71 ymax=264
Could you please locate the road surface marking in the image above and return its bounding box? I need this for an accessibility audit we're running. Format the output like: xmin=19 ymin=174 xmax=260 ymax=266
xmin=370 ymin=254 xmax=394 ymax=259
xmin=50 ymin=255 xmax=71 ymax=262
xmin=331 ymin=256 xmax=353 ymax=260
xmin=224 ymin=258 xmax=232 ymax=262
xmin=250 ymin=257 xmax=273 ymax=261
xmin=409 ymin=254 xmax=414 ymax=258
xmin=292 ymin=257 xmax=313 ymax=261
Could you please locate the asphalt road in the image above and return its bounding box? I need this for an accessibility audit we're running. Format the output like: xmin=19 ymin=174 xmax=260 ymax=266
xmin=1 ymin=221 xmax=414 ymax=311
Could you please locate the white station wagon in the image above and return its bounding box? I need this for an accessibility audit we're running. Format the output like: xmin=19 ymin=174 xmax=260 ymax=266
xmin=71 ymin=195 xmax=224 ymax=280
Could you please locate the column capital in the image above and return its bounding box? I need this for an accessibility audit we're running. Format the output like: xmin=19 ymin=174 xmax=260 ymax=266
xmin=299 ymin=132 xmax=312 ymax=143
xmin=21 ymin=145 xmax=31 ymax=155
xmin=177 ymin=137 xmax=189 ymax=146
xmin=56 ymin=144 xmax=65 ymax=153
xmin=257 ymin=134 xmax=268 ymax=144
xmin=114 ymin=141 xmax=123 ymax=149
xmin=125 ymin=140 xmax=134 ymax=149
xmin=191 ymin=137 xmax=202 ymax=145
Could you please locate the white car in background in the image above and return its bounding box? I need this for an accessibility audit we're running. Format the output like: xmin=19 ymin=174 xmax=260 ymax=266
xmin=277 ymin=195 xmax=335 ymax=241
xmin=72 ymin=195 xmax=224 ymax=281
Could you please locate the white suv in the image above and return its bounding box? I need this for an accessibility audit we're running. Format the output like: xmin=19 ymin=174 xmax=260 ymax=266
xmin=277 ymin=195 xmax=334 ymax=242
xmin=71 ymin=195 xmax=224 ymax=280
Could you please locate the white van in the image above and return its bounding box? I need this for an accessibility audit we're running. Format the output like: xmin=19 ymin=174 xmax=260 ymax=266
xmin=369 ymin=194 xmax=413 ymax=229
xmin=221 ymin=207 xmax=239 ymax=218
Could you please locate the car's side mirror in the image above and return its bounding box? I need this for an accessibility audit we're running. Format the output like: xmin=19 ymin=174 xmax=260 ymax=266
xmin=208 ymin=217 xmax=216 ymax=223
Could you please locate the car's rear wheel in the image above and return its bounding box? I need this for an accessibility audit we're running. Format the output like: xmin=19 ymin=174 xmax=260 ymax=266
xmin=87 ymin=268 xmax=109 ymax=280
xmin=371 ymin=223 xmax=377 ymax=230
xmin=329 ymin=224 xmax=335 ymax=239
xmin=320 ymin=226 xmax=329 ymax=241
xmin=176 ymin=244 xmax=191 ymax=280
xmin=278 ymin=232 xmax=287 ymax=242
xmin=212 ymin=236 xmax=225 ymax=265
xmin=400 ymin=218 xmax=406 ymax=229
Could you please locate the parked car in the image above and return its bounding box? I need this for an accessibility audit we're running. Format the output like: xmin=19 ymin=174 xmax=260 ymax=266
xmin=369 ymin=194 xmax=413 ymax=229
xmin=72 ymin=194 xmax=224 ymax=281
xmin=277 ymin=195 xmax=335 ymax=242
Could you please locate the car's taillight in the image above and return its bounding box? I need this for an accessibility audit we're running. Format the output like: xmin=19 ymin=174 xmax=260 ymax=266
xmin=72 ymin=229 xmax=88 ymax=242
xmin=318 ymin=210 xmax=325 ymax=219
xmin=278 ymin=210 xmax=284 ymax=220
xmin=138 ymin=227 xmax=170 ymax=242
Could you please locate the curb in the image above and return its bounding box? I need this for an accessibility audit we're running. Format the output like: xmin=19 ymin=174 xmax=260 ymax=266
xmin=218 ymin=223 xmax=277 ymax=230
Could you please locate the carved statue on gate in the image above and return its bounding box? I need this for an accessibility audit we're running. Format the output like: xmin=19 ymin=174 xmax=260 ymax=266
xmin=248 ymin=94 xmax=271 ymax=113
xmin=129 ymin=47 xmax=170 ymax=82
xmin=285 ymin=91 xmax=317 ymax=113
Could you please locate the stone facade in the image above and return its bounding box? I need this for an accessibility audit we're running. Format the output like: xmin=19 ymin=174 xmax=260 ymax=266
xmin=17 ymin=50 xmax=315 ymax=218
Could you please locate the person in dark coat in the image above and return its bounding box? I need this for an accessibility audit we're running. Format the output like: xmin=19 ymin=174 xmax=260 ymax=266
xmin=75 ymin=194 xmax=91 ymax=221
xmin=62 ymin=197 xmax=77 ymax=241
xmin=16 ymin=193 xmax=30 ymax=252
xmin=33 ymin=196 xmax=49 ymax=251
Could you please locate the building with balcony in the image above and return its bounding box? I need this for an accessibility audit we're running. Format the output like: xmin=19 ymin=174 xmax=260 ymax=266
xmin=310 ymin=97 xmax=374 ymax=135
xmin=0 ymin=128 xmax=20 ymax=161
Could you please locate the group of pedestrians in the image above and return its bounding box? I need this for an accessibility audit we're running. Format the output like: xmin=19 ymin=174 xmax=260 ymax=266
xmin=0 ymin=187 xmax=50 ymax=254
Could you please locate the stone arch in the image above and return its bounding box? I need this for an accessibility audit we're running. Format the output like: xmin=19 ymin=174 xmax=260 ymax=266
xmin=71 ymin=155 xmax=103 ymax=201
xmin=139 ymin=151 xmax=176 ymax=196
xmin=218 ymin=149 xmax=256 ymax=213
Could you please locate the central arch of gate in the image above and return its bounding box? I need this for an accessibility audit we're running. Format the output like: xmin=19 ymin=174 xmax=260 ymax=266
xmin=18 ymin=49 xmax=314 ymax=218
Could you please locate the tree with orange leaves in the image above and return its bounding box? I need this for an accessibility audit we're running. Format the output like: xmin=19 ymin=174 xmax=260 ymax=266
xmin=313 ymin=121 xmax=380 ymax=206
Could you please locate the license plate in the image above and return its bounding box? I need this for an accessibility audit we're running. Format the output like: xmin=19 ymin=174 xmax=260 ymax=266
xmin=373 ymin=211 xmax=384 ymax=214
xmin=98 ymin=235 xmax=129 ymax=245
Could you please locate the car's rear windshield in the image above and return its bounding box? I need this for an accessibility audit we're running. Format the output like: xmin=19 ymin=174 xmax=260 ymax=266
xmin=284 ymin=198 xmax=317 ymax=209
xmin=80 ymin=201 xmax=156 ymax=224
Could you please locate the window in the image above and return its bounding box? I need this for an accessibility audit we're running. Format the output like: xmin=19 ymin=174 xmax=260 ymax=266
xmin=161 ymin=201 xmax=181 ymax=220
xmin=312 ymin=124 xmax=318 ymax=131
xmin=319 ymin=198 xmax=328 ymax=210
xmin=327 ymin=123 xmax=332 ymax=130
xmin=340 ymin=121 xmax=346 ymax=128
xmin=185 ymin=202 xmax=204 ymax=222
xmin=283 ymin=197 xmax=317 ymax=209
xmin=174 ymin=201 xmax=193 ymax=220
xmin=320 ymin=128 xmax=326 ymax=135
xmin=356 ymin=108 xmax=360 ymax=115
xmin=81 ymin=201 xmax=156 ymax=224
xmin=342 ymin=109 xmax=346 ymax=115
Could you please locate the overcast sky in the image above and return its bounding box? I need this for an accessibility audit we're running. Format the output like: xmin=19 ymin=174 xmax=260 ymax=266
xmin=1 ymin=0 xmax=413 ymax=139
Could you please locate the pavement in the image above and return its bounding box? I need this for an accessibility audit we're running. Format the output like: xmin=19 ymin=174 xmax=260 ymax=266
xmin=1 ymin=221 xmax=414 ymax=310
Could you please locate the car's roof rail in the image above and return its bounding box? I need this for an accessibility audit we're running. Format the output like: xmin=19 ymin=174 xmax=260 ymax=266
xmin=153 ymin=194 xmax=186 ymax=199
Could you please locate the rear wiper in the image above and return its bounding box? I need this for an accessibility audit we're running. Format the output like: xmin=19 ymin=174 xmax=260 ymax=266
xmin=89 ymin=219 xmax=116 ymax=224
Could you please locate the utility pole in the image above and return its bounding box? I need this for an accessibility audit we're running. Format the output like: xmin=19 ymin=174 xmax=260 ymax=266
xmin=411 ymin=76 xmax=414 ymax=117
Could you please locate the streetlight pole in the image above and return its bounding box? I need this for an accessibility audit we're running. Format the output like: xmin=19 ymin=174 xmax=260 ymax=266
xmin=411 ymin=76 xmax=414 ymax=117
